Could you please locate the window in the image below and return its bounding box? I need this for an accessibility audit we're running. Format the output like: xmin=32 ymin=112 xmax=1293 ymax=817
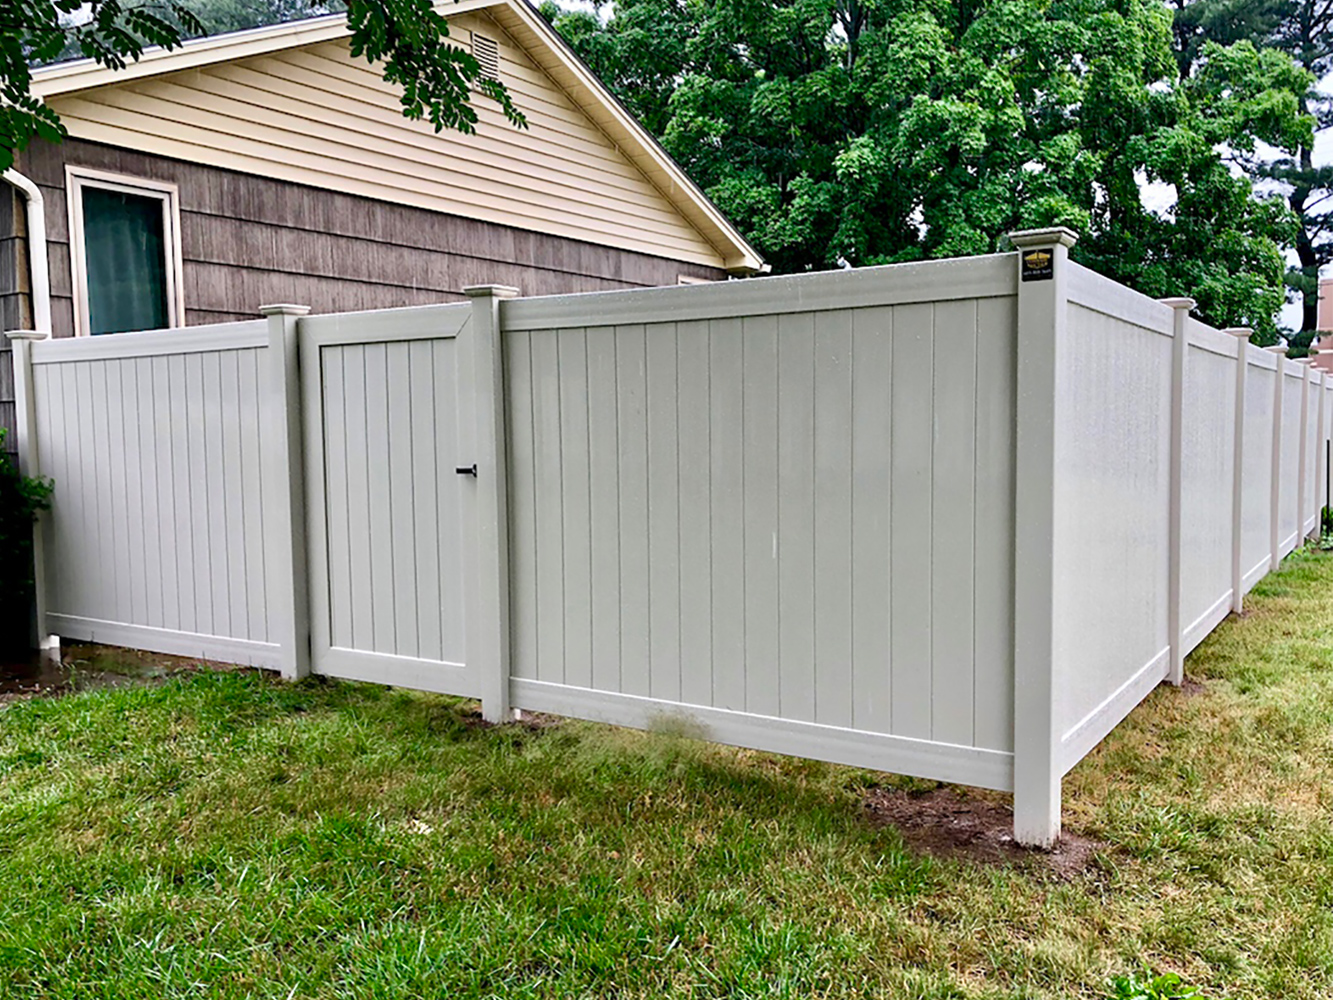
xmin=67 ymin=167 xmax=183 ymax=336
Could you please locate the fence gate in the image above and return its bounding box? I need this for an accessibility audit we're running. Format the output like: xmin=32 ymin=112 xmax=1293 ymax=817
xmin=299 ymin=304 xmax=478 ymax=696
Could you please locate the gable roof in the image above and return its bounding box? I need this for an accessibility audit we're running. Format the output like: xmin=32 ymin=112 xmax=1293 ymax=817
xmin=31 ymin=0 xmax=765 ymax=274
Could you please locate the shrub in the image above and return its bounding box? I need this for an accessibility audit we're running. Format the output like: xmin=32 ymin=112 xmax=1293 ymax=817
xmin=0 ymin=429 xmax=53 ymax=654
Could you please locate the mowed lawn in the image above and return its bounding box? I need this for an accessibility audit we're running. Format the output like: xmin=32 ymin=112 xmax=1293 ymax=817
xmin=5 ymin=555 xmax=1333 ymax=999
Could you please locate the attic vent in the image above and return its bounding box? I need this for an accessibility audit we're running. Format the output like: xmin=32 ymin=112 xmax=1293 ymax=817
xmin=472 ymin=35 xmax=500 ymax=80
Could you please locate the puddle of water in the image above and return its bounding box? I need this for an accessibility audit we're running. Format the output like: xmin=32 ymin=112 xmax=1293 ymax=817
xmin=0 ymin=649 xmax=67 ymax=699
xmin=0 ymin=644 xmax=223 ymax=703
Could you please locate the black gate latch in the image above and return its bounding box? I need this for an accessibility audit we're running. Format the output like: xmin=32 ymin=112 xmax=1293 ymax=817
xmin=455 ymin=464 xmax=478 ymax=477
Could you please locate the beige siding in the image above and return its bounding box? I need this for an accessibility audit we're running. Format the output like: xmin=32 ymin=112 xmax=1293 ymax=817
xmin=46 ymin=12 xmax=728 ymax=268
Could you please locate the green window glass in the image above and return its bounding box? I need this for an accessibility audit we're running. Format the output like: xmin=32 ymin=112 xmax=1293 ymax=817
xmin=81 ymin=186 xmax=170 ymax=335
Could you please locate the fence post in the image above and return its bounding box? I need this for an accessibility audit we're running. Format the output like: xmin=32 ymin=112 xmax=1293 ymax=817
xmin=1298 ymin=360 xmax=1312 ymax=543
xmin=1224 ymin=329 xmax=1252 ymax=613
xmin=1266 ymin=345 xmax=1287 ymax=570
xmin=1317 ymin=371 xmax=1329 ymax=533
xmin=1008 ymin=226 xmax=1077 ymax=848
xmin=260 ymin=304 xmax=312 ymax=681
xmin=463 ymin=284 xmax=519 ymax=723
xmin=6 ymin=330 xmax=56 ymax=658
xmin=1161 ymin=297 xmax=1194 ymax=687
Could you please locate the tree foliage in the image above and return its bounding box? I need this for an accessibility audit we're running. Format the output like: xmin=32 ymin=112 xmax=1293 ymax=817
xmin=0 ymin=0 xmax=524 ymax=177
xmin=545 ymin=0 xmax=1311 ymax=338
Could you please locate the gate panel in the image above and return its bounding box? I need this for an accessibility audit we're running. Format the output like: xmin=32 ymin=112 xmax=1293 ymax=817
xmin=301 ymin=304 xmax=476 ymax=695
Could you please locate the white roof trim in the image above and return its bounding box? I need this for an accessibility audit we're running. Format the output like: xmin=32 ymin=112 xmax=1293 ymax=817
xmin=30 ymin=0 xmax=765 ymax=274
xmin=30 ymin=1 xmax=494 ymax=94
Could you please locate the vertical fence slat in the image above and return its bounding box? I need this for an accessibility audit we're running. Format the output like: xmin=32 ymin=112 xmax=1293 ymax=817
xmin=1268 ymin=346 xmax=1286 ymax=570
xmin=708 ymin=319 xmax=745 ymax=712
xmin=386 ymin=343 xmax=419 ymax=659
xmin=777 ymin=311 xmax=816 ymax=723
xmin=889 ymin=301 xmax=933 ymax=740
xmin=646 ymin=322 xmax=681 ymax=703
xmin=850 ymin=306 xmax=893 ymax=735
xmin=676 ymin=319 xmax=713 ymax=708
xmin=973 ymin=297 xmax=1017 ymax=752
xmin=931 ymin=298 xmax=979 ymax=743
xmin=322 ymin=347 xmax=353 ymax=651
xmin=1226 ymin=329 xmax=1251 ymax=613
xmin=813 ymin=309 xmax=854 ymax=729
xmin=616 ymin=324 xmax=651 ymax=699
xmin=557 ymin=328 xmax=592 ymax=689
xmin=585 ymin=324 xmax=621 ymax=697
xmin=530 ymin=329 xmax=565 ymax=685
xmin=742 ymin=315 xmax=780 ymax=717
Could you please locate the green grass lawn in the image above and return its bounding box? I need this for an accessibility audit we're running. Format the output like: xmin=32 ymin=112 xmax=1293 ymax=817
xmin=6 ymin=554 xmax=1333 ymax=999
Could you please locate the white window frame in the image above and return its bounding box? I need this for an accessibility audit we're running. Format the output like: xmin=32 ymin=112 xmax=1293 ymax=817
xmin=66 ymin=166 xmax=185 ymax=336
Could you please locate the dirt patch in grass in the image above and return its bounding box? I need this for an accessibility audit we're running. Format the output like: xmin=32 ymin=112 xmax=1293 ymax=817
xmin=0 ymin=643 xmax=234 ymax=704
xmin=458 ymin=707 xmax=563 ymax=731
xmin=1180 ymin=675 xmax=1209 ymax=696
xmin=863 ymin=786 xmax=1104 ymax=879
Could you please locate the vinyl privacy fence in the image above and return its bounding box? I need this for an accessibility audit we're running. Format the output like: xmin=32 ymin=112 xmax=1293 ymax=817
xmin=9 ymin=228 xmax=1329 ymax=846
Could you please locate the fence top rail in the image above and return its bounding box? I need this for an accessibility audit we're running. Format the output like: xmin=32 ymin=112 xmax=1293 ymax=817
xmin=30 ymin=319 xmax=268 ymax=364
xmin=299 ymin=301 xmax=471 ymax=346
xmin=1185 ymin=317 xmax=1239 ymax=360
xmin=500 ymin=252 xmax=1017 ymax=333
xmin=1283 ymin=357 xmax=1307 ymax=379
xmin=1065 ymin=262 xmax=1175 ymax=337
xmin=1246 ymin=345 xmax=1280 ymax=371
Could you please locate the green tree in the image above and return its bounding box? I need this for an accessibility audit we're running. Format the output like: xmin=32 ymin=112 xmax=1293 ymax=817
xmin=543 ymin=0 xmax=1310 ymax=338
xmin=0 ymin=0 xmax=524 ymax=176
xmin=1170 ymin=0 xmax=1333 ymax=345
xmin=1267 ymin=1 xmax=1333 ymax=342
xmin=176 ymin=0 xmax=346 ymax=36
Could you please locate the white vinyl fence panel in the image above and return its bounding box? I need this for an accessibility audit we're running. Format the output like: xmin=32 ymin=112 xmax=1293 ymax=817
xmin=1242 ymin=353 xmax=1277 ymax=588
xmin=1179 ymin=321 xmax=1238 ymax=654
xmin=11 ymin=228 xmax=1331 ymax=847
xmin=1052 ymin=268 xmax=1173 ymax=771
xmin=29 ymin=324 xmax=281 ymax=665
xmin=502 ymin=255 xmax=1018 ymax=788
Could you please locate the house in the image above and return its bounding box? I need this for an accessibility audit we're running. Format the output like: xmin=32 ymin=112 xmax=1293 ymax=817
xmin=1314 ymin=277 xmax=1333 ymax=373
xmin=0 ymin=0 xmax=764 ymax=441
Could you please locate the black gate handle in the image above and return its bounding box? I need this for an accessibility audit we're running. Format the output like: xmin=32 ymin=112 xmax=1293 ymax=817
xmin=455 ymin=464 xmax=477 ymax=477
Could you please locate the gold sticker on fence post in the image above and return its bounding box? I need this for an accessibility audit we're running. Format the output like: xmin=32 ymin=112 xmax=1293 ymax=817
xmin=1021 ymin=248 xmax=1053 ymax=281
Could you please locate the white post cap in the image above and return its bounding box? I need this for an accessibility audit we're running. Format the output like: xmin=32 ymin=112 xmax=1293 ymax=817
xmin=1159 ymin=297 xmax=1196 ymax=310
xmin=1007 ymin=227 xmax=1079 ymax=249
xmin=259 ymin=304 xmax=311 ymax=317
xmin=463 ymin=285 xmax=521 ymax=299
